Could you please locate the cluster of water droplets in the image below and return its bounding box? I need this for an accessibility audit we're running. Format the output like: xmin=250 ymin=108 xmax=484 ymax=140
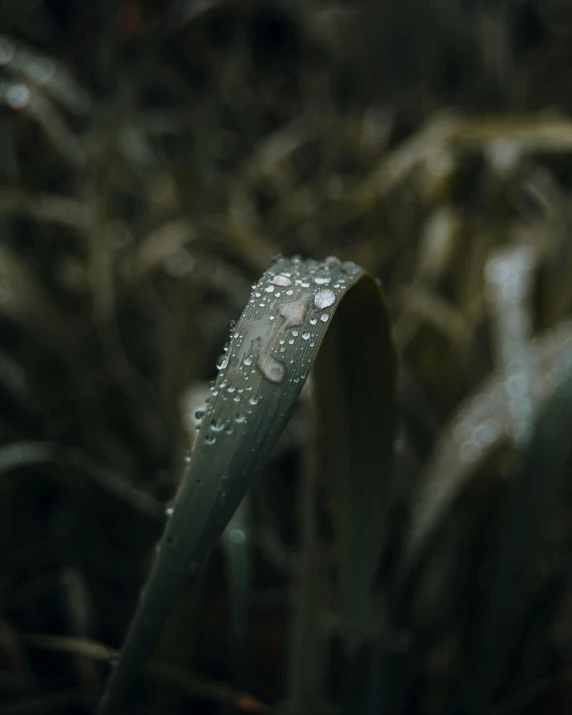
xmin=189 ymin=256 xmax=361 ymax=452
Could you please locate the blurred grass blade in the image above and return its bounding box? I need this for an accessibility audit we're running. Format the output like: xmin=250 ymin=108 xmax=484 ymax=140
xmin=484 ymin=245 xmax=537 ymax=443
xmin=404 ymin=320 xmax=572 ymax=568
xmin=221 ymin=494 xmax=253 ymax=691
xmin=97 ymin=255 xmax=396 ymax=714
xmin=475 ymin=351 xmax=572 ymax=711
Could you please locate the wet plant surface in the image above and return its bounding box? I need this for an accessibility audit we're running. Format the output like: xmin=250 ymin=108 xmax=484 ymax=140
xmin=1 ymin=1 xmax=572 ymax=714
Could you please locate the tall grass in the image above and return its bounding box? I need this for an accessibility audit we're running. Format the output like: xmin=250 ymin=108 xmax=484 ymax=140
xmin=1 ymin=1 xmax=572 ymax=714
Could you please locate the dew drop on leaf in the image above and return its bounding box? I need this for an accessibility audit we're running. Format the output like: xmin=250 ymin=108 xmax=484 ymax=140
xmin=271 ymin=274 xmax=293 ymax=286
xmin=230 ymin=529 xmax=246 ymax=545
xmin=314 ymin=289 xmax=336 ymax=309
xmin=257 ymin=354 xmax=287 ymax=384
xmin=341 ymin=261 xmax=359 ymax=275
xmin=279 ymin=296 xmax=310 ymax=328
xmin=314 ymin=272 xmax=331 ymax=285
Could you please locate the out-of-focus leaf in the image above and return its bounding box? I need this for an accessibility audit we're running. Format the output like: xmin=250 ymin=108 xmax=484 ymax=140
xmin=474 ymin=349 xmax=572 ymax=711
xmin=404 ymin=320 xmax=572 ymax=567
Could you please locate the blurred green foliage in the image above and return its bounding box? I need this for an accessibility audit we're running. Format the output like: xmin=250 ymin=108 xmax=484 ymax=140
xmin=1 ymin=1 xmax=572 ymax=714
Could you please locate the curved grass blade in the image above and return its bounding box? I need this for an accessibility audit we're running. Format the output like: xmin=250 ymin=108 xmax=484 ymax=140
xmin=313 ymin=273 xmax=396 ymax=650
xmin=97 ymin=255 xmax=396 ymax=714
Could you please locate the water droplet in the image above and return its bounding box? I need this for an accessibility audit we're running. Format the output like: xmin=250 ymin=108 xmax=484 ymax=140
xmin=194 ymin=408 xmax=205 ymax=420
xmin=314 ymin=273 xmax=331 ymax=285
xmin=292 ymin=330 xmax=299 ymax=337
xmin=165 ymin=503 xmax=174 ymax=517
xmin=341 ymin=261 xmax=359 ymax=276
xmin=506 ymin=374 xmax=527 ymax=397
xmin=271 ymin=274 xmax=293 ymax=286
xmin=302 ymin=332 xmax=311 ymax=340
xmin=265 ymin=285 xmax=275 ymax=293
xmin=6 ymin=83 xmax=30 ymax=110
xmin=310 ymin=318 xmax=317 ymax=325
xmin=235 ymin=413 xmax=246 ymax=424
xmin=216 ymin=355 xmax=228 ymax=371
xmin=229 ymin=320 xmax=237 ymax=330
xmin=257 ymin=354 xmax=287 ymax=384
xmin=249 ymin=394 xmax=260 ymax=406
xmin=279 ymin=296 xmax=310 ymax=328
xmin=205 ymin=434 xmax=216 ymax=445
xmin=314 ymin=289 xmax=336 ymax=309
xmin=474 ymin=419 xmax=500 ymax=448
xmin=325 ymin=256 xmax=341 ymax=269
xmin=227 ymin=385 xmax=236 ymax=394
xmin=184 ymin=451 xmax=192 ymax=464
xmin=286 ymin=289 xmax=294 ymax=296
xmin=243 ymin=356 xmax=253 ymax=366
xmin=320 ymin=313 xmax=329 ymax=322
xmin=211 ymin=418 xmax=225 ymax=432
xmin=229 ymin=529 xmax=246 ymax=545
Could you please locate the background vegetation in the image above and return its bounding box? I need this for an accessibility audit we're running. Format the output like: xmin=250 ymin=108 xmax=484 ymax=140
xmin=1 ymin=0 xmax=572 ymax=713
